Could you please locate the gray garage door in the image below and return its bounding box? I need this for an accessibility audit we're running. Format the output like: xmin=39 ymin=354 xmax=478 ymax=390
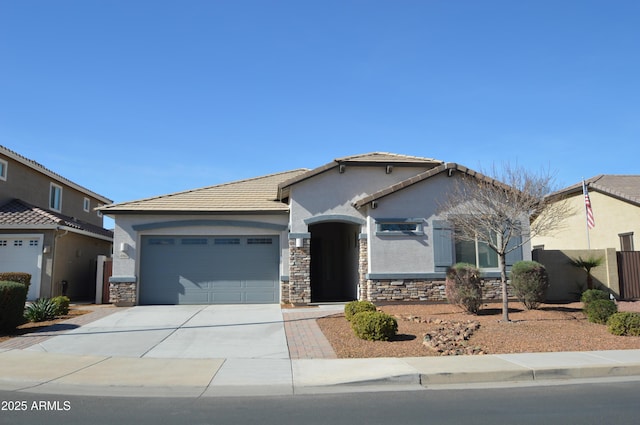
xmin=139 ymin=235 xmax=279 ymax=304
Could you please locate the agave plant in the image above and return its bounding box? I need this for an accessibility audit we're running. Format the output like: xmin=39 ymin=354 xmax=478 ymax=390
xmin=24 ymin=298 xmax=58 ymax=322
xmin=569 ymin=255 xmax=604 ymax=290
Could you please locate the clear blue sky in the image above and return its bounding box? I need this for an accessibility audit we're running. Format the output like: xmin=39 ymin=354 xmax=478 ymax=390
xmin=2 ymin=1 xmax=639 ymax=216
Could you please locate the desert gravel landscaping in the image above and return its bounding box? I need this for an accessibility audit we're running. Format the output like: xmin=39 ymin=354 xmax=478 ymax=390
xmin=316 ymin=301 xmax=640 ymax=358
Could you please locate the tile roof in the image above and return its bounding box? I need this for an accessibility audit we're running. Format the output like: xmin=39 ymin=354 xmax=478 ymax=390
xmin=551 ymin=175 xmax=640 ymax=206
xmin=278 ymin=152 xmax=444 ymax=194
xmin=352 ymin=163 xmax=503 ymax=208
xmin=335 ymin=152 xmax=442 ymax=164
xmin=0 ymin=199 xmax=114 ymax=240
xmin=99 ymin=169 xmax=308 ymax=214
xmin=0 ymin=145 xmax=112 ymax=204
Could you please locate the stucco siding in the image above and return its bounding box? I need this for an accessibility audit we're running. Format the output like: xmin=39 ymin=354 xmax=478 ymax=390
xmin=288 ymin=165 xmax=428 ymax=233
xmin=0 ymin=154 xmax=107 ymax=227
xmin=365 ymin=173 xmax=453 ymax=274
xmin=533 ymin=191 xmax=640 ymax=250
xmin=366 ymin=173 xmax=531 ymax=275
xmin=112 ymin=213 xmax=290 ymax=280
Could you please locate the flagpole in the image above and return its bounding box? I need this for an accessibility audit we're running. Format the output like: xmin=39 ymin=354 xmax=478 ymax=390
xmin=582 ymin=179 xmax=591 ymax=249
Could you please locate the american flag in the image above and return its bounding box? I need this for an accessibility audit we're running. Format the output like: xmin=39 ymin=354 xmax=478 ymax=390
xmin=583 ymin=181 xmax=595 ymax=229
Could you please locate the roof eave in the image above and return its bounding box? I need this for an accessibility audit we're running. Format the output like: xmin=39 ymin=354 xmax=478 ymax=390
xmin=0 ymin=146 xmax=113 ymax=204
xmin=101 ymin=208 xmax=291 ymax=216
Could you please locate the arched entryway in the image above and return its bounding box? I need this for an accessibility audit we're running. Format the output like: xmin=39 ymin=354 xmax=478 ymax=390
xmin=309 ymin=221 xmax=360 ymax=302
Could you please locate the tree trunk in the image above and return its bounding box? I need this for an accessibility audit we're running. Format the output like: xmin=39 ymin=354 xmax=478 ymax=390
xmin=499 ymin=252 xmax=510 ymax=322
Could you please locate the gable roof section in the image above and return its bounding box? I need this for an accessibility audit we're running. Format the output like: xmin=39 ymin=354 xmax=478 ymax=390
xmin=0 ymin=145 xmax=112 ymax=204
xmin=0 ymin=199 xmax=113 ymax=241
xmin=99 ymin=169 xmax=308 ymax=214
xmin=549 ymin=175 xmax=640 ymax=207
xmin=278 ymin=152 xmax=443 ymax=198
xmin=353 ymin=163 xmax=502 ymax=209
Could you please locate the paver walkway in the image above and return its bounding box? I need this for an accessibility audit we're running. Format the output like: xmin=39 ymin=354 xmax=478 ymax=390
xmin=282 ymin=307 xmax=340 ymax=359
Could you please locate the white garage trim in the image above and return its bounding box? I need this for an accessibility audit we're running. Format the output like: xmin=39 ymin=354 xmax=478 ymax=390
xmin=0 ymin=233 xmax=43 ymax=300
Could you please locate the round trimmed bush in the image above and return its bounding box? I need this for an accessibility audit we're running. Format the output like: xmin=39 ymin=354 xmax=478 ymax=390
xmin=580 ymin=289 xmax=609 ymax=307
xmin=344 ymin=300 xmax=377 ymax=322
xmin=510 ymin=261 xmax=549 ymax=310
xmin=0 ymin=281 xmax=28 ymax=332
xmin=51 ymin=295 xmax=71 ymax=316
xmin=445 ymin=263 xmax=482 ymax=314
xmin=607 ymin=312 xmax=640 ymax=336
xmin=585 ymin=299 xmax=617 ymax=324
xmin=351 ymin=311 xmax=398 ymax=341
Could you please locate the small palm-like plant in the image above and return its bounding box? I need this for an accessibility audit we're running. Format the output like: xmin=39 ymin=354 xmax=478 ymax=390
xmin=24 ymin=298 xmax=58 ymax=322
xmin=569 ymin=255 xmax=604 ymax=290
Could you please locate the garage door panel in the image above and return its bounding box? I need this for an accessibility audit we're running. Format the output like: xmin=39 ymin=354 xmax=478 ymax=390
xmin=140 ymin=235 xmax=279 ymax=305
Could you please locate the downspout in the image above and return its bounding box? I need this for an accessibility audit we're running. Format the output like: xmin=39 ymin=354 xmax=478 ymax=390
xmin=52 ymin=227 xmax=69 ymax=296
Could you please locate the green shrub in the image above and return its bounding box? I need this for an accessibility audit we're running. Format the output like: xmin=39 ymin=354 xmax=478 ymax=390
xmin=580 ymin=289 xmax=609 ymax=307
xmin=0 ymin=281 xmax=28 ymax=331
xmin=24 ymin=298 xmax=58 ymax=323
xmin=351 ymin=311 xmax=398 ymax=341
xmin=510 ymin=261 xmax=549 ymax=310
xmin=585 ymin=299 xmax=618 ymax=324
xmin=607 ymin=312 xmax=640 ymax=336
xmin=0 ymin=272 xmax=31 ymax=293
xmin=445 ymin=263 xmax=482 ymax=314
xmin=344 ymin=300 xmax=377 ymax=322
xmin=51 ymin=296 xmax=71 ymax=316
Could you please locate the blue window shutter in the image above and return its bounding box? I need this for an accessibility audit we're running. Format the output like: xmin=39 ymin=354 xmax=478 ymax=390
xmin=505 ymin=234 xmax=523 ymax=266
xmin=433 ymin=220 xmax=454 ymax=268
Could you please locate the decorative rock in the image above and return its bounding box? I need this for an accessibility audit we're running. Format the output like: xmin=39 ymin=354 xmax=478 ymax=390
xmin=421 ymin=319 xmax=482 ymax=356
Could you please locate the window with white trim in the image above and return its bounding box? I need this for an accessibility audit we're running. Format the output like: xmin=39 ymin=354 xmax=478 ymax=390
xmin=49 ymin=183 xmax=62 ymax=212
xmin=83 ymin=197 xmax=90 ymax=212
xmin=0 ymin=159 xmax=7 ymax=181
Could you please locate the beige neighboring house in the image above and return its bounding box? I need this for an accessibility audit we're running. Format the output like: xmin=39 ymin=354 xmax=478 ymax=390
xmin=0 ymin=145 xmax=114 ymax=301
xmin=533 ymin=175 xmax=640 ymax=251
xmin=532 ymin=175 xmax=640 ymax=300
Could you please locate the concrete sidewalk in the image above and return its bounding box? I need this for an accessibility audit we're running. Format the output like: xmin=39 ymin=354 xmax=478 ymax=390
xmin=1 ymin=348 xmax=640 ymax=397
xmin=1 ymin=304 xmax=639 ymax=398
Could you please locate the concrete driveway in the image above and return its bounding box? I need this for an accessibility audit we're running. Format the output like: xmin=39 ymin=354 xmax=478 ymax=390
xmin=26 ymin=305 xmax=289 ymax=360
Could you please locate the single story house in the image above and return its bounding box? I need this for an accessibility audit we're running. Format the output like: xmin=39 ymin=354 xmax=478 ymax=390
xmin=100 ymin=153 xmax=530 ymax=306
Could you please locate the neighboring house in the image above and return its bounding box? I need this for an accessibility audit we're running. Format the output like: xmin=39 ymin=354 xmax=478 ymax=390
xmin=100 ymin=153 xmax=530 ymax=306
xmin=532 ymin=175 xmax=640 ymax=251
xmin=531 ymin=175 xmax=640 ymax=300
xmin=0 ymin=145 xmax=114 ymax=301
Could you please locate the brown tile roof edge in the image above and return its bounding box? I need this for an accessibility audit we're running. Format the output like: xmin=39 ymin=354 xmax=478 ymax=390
xmin=0 ymin=199 xmax=114 ymax=240
xmin=277 ymin=152 xmax=444 ymax=194
xmin=547 ymin=175 xmax=640 ymax=206
xmin=352 ymin=163 xmax=508 ymax=209
xmin=0 ymin=145 xmax=113 ymax=204
xmin=99 ymin=168 xmax=309 ymax=214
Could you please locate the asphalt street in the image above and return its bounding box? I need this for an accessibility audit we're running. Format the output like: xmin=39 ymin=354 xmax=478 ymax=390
xmin=2 ymin=379 xmax=640 ymax=425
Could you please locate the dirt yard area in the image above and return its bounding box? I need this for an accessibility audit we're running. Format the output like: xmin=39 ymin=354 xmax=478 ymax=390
xmin=317 ymin=301 xmax=640 ymax=358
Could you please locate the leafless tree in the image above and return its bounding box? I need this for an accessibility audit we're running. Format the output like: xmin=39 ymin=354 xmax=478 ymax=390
xmin=437 ymin=163 xmax=571 ymax=322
